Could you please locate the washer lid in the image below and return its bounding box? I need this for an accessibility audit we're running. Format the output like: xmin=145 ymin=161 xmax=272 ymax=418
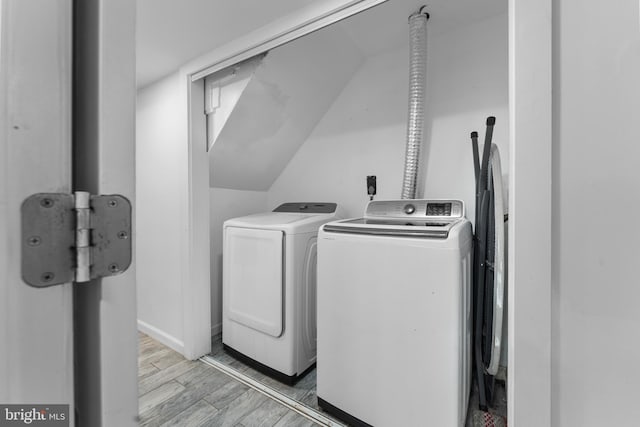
xmin=322 ymin=199 xmax=467 ymax=239
xmin=322 ymin=217 xmax=461 ymax=239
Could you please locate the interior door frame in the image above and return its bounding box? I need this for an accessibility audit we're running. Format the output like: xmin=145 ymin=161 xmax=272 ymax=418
xmin=72 ymin=0 xmax=138 ymax=425
xmin=181 ymin=0 xmax=554 ymax=425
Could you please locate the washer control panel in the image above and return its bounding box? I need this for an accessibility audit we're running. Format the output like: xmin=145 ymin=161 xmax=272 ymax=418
xmin=426 ymin=202 xmax=453 ymax=216
xmin=366 ymin=199 xmax=464 ymax=219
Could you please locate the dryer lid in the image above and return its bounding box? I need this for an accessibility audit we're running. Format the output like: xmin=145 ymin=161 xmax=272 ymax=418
xmin=227 ymin=212 xmax=312 ymax=227
xmin=224 ymin=207 xmax=339 ymax=234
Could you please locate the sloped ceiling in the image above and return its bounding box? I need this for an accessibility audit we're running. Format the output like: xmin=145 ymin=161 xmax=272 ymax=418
xmin=208 ymin=27 xmax=364 ymax=190
xmin=136 ymin=0 xmax=314 ymax=88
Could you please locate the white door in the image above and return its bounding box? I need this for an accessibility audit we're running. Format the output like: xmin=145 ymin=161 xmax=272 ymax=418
xmin=0 ymin=1 xmax=137 ymax=426
xmin=224 ymin=227 xmax=284 ymax=337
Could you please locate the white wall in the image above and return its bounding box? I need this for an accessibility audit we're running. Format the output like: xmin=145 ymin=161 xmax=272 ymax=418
xmin=209 ymin=188 xmax=268 ymax=335
xmin=551 ymin=1 xmax=640 ymax=425
xmin=268 ymin=12 xmax=508 ymax=224
xmin=267 ymin=47 xmax=406 ymax=216
xmin=422 ymin=12 xmax=509 ymax=225
xmin=136 ymin=72 xmax=186 ymax=351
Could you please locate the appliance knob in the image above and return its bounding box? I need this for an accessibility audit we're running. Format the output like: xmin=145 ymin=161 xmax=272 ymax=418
xmin=404 ymin=204 xmax=416 ymax=214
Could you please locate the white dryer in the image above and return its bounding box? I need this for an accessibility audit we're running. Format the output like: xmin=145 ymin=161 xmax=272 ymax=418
xmin=223 ymin=202 xmax=341 ymax=384
xmin=317 ymin=199 xmax=473 ymax=427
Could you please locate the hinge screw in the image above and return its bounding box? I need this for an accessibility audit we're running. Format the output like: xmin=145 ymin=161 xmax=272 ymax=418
xmin=117 ymin=231 xmax=128 ymax=239
xmin=27 ymin=236 xmax=42 ymax=246
xmin=40 ymin=198 xmax=54 ymax=208
xmin=108 ymin=263 xmax=120 ymax=273
xmin=108 ymin=199 xmax=118 ymax=208
xmin=41 ymin=272 xmax=55 ymax=283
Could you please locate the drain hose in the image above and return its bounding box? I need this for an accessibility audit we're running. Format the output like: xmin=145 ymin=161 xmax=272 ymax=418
xmin=401 ymin=8 xmax=429 ymax=200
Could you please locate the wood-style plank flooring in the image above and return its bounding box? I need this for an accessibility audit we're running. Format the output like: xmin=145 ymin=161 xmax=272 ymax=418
xmin=207 ymin=335 xmax=509 ymax=427
xmin=140 ymin=332 xmax=508 ymax=426
xmin=138 ymin=332 xmax=319 ymax=427
xmin=206 ymin=335 xmax=344 ymax=426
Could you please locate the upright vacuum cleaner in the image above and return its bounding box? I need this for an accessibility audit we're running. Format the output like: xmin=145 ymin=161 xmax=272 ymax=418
xmin=470 ymin=116 xmax=506 ymax=416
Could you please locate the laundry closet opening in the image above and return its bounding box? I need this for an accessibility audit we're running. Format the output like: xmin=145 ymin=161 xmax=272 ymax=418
xmin=183 ymin=0 xmax=512 ymax=425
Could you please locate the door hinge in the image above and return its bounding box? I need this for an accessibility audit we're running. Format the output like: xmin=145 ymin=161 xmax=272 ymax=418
xmin=21 ymin=192 xmax=132 ymax=287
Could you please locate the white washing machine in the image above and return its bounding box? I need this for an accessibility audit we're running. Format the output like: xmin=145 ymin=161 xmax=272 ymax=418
xmin=222 ymin=202 xmax=341 ymax=384
xmin=317 ymin=199 xmax=473 ymax=427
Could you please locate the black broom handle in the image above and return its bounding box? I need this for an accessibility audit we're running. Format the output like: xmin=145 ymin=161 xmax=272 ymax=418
xmin=479 ymin=116 xmax=496 ymax=194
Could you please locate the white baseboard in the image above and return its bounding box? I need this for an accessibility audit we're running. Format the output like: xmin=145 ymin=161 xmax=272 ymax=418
xmin=137 ymin=319 xmax=185 ymax=355
xmin=211 ymin=322 xmax=222 ymax=337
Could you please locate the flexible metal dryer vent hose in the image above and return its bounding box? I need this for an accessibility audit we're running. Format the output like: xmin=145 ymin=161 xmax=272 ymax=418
xmin=401 ymin=7 xmax=429 ymax=200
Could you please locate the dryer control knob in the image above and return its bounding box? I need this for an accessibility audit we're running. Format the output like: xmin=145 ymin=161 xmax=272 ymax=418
xmin=403 ymin=204 xmax=416 ymax=214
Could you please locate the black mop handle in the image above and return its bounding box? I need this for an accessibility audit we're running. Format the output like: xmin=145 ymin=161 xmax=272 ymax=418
xmin=479 ymin=116 xmax=496 ymax=193
xmin=471 ymin=131 xmax=480 ymax=186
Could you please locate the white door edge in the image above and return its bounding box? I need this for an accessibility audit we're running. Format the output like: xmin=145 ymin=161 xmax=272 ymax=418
xmin=508 ymin=0 xmax=553 ymax=425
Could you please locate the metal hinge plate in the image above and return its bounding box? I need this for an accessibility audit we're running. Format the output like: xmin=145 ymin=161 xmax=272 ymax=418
xmin=21 ymin=192 xmax=132 ymax=287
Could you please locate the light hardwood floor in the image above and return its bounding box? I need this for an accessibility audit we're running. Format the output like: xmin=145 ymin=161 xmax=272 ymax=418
xmin=138 ymin=332 xmax=319 ymax=427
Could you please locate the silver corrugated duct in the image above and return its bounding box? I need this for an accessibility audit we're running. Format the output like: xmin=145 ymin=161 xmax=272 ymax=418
xmin=401 ymin=7 xmax=429 ymax=200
